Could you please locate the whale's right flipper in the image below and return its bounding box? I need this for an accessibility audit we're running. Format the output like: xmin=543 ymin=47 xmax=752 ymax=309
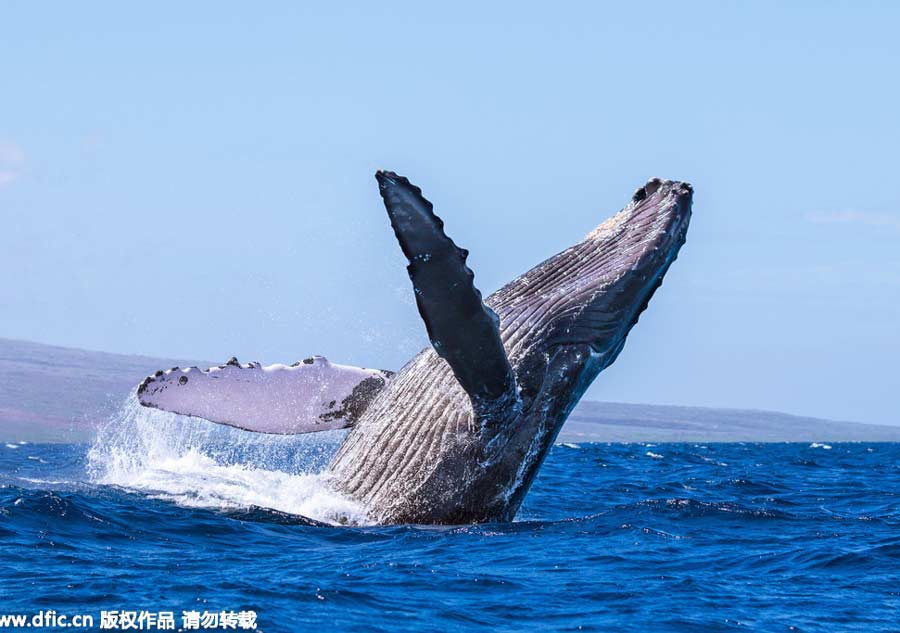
xmin=376 ymin=170 xmax=516 ymax=414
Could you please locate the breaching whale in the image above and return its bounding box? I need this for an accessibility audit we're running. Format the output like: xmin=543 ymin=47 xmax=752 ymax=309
xmin=137 ymin=171 xmax=692 ymax=524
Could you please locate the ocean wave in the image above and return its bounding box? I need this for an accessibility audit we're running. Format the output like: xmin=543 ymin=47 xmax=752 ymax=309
xmin=2 ymin=438 xmax=900 ymax=630
xmin=86 ymin=396 xmax=369 ymax=526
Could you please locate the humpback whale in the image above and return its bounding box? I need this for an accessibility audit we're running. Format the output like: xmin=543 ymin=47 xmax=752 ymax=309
xmin=137 ymin=171 xmax=692 ymax=524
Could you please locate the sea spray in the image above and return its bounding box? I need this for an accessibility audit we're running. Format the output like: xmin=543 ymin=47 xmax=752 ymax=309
xmin=87 ymin=393 xmax=371 ymax=525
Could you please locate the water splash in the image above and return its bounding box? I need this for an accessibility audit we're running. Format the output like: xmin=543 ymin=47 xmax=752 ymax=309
xmin=87 ymin=394 xmax=371 ymax=525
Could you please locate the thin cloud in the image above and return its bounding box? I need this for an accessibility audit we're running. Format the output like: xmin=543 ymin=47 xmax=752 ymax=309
xmin=805 ymin=209 xmax=900 ymax=231
xmin=0 ymin=141 xmax=25 ymax=188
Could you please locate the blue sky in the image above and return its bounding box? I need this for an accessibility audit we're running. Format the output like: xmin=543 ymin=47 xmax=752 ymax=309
xmin=1 ymin=2 xmax=898 ymax=425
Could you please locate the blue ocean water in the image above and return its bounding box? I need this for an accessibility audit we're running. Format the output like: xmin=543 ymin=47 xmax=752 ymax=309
xmin=1 ymin=415 xmax=899 ymax=631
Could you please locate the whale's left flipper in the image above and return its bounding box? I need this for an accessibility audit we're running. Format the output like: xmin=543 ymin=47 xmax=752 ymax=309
xmin=376 ymin=170 xmax=516 ymax=413
xmin=137 ymin=357 xmax=392 ymax=434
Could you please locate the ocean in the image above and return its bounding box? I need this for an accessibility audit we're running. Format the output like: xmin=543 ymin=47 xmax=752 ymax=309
xmin=1 ymin=402 xmax=898 ymax=632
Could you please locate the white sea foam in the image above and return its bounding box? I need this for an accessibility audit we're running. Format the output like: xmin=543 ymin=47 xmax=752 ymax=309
xmin=87 ymin=395 xmax=371 ymax=526
xmin=646 ymin=451 xmax=664 ymax=460
xmin=18 ymin=477 xmax=70 ymax=485
xmin=809 ymin=443 xmax=833 ymax=450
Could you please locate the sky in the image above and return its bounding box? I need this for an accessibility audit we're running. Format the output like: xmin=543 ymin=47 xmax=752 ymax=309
xmin=1 ymin=2 xmax=898 ymax=426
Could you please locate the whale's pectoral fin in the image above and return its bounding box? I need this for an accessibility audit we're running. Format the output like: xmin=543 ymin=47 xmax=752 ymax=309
xmin=376 ymin=170 xmax=516 ymax=413
xmin=136 ymin=356 xmax=393 ymax=434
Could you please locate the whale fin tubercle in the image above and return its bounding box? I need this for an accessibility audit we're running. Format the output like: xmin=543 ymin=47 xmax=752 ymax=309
xmin=375 ymin=170 xmax=516 ymax=414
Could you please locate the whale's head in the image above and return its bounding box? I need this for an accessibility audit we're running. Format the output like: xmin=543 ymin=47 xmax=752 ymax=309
xmin=482 ymin=178 xmax=693 ymax=515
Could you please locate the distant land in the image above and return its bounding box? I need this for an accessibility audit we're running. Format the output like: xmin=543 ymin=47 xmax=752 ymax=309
xmin=1 ymin=337 xmax=898 ymax=444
